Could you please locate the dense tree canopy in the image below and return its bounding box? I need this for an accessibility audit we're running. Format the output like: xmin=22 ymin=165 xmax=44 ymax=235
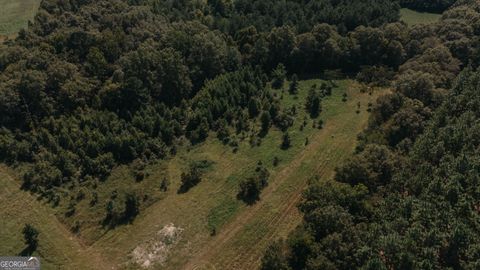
xmin=147 ymin=0 xmax=400 ymax=34
xmin=399 ymin=0 xmax=457 ymax=12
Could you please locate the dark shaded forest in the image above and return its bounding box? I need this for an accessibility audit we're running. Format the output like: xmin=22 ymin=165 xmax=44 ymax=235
xmin=399 ymin=0 xmax=457 ymax=12
xmin=146 ymin=0 xmax=400 ymax=34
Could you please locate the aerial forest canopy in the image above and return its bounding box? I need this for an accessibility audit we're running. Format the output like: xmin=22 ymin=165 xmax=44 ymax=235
xmin=146 ymin=0 xmax=400 ymax=33
xmin=2 ymin=0 xmax=480 ymax=268
xmin=399 ymin=0 xmax=457 ymax=12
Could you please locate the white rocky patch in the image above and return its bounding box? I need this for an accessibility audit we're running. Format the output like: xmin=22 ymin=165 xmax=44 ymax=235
xmin=131 ymin=223 xmax=183 ymax=268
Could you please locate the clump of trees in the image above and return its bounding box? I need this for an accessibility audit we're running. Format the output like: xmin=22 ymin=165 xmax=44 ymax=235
xmin=178 ymin=166 xmax=202 ymax=194
xmin=289 ymin=74 xmax=299 ymax=95
xmin=0 ymin=0 xmax=470 ymax=213
xmin=103 ymin=192 xmax=140 ymax=227
xmin=238 ymin=163 xmax=270 ymax=204
xmin=257 ymin=0 xmax=480 ymax=268
xmin=305 ymin=85 xmax=322 ymax=118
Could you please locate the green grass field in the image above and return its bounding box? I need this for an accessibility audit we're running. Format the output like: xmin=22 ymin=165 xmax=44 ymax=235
xmin=1 ymin=79 xmax=386 ymax=269
xmin=0 ymin=0 xmax=40 ymax=40
xmin=400 ymin=8 xmax=441 ymax=26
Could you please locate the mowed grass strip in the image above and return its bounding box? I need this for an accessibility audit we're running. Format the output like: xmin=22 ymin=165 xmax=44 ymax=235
xmin=90 ymin=79 xmax=385 ymax=270
xmin=0 ymin=0 xmax=40 ymax=40
xmin=400 ymin=8 xmax=441 ymax=26
xmin=0 ymin=166 xmax=108 ymax=270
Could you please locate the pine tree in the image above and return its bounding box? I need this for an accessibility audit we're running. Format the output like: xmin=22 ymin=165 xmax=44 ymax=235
xmin=289 ymin=74 xmax=299 ymax=95
xmin=281 ymin=132 xmax=291 ymax=149
xmin=124 ymin=193 xmax=140 ymax=223
xmin=260 ymin=111 xmax=272 ymax=135
xmin=248 ymin=98 xmax=261 ymax=118
xmin=272 ymin=63 xmax=287 ymax=89
xmin=306 ymin=87 xmax=322 ymax=118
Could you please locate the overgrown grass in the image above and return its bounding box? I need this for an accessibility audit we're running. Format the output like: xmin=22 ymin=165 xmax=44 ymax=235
xmin=400 ymin=8 xmax=441 ymax=26
xmin=207 ymin=196 xmax=240 ymax=233
xmin=0 ymin=0 xmax=40 ymax=40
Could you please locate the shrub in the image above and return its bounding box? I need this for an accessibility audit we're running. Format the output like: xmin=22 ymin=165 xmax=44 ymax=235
xmin=124 ymin=193 xmax=140 ymax=223
xmin=305 ymin=86 xmax=322 ymax=118
xmin=160 ymin=177 xmax=170 ymax=192
xmin=22 ymin=224 xmax=39 ymax=254
xmin=238 ymin=165 xmax=270 ymax=204
xmin=281 ymin=132 xmax=291 ymax=149
xmin=178 ymin=166 xmax=202 ymax=193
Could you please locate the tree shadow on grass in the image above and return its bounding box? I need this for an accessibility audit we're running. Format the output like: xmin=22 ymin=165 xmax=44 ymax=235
xmin=19 ymin=245 xmax=36 ymax=256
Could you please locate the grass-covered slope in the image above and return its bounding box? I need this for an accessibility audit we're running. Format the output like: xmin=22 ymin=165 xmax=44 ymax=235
xmin=0 ymin=0 xmax=40 ymax=40
xmin=85 ymin=79 xmax=386 ymax=270
xmin=0 ymin=166 xmax=106 ymax=270
xmin=400 ymin=8 xmax=441 ymax=26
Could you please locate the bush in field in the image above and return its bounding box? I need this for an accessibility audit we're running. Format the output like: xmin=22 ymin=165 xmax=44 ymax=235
xmin=178 ymin=166 xmax=202 ymax=194
xmin=22 ymin=224 xmax=39 ymax=252
xmin=281 ymin=132 xmax=291 ymax=149
xmin=238 ymin=165 xmax=270 ymax=204
xmin=305 ymin=86 xmax=322 ymax=118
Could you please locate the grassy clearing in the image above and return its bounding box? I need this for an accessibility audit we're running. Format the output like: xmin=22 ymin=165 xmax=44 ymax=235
xmin=1 ymin=78 xmax=385 ymax=270
xmin=0 ymin=0 xmax=40 ymax=40
xmin=400 ymin=8 xmax=441 ymax=26
xmin=0 ymin=166 xmax=107 ymax=270
xmin=88 ymin=79 xmax=385 ymax=269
